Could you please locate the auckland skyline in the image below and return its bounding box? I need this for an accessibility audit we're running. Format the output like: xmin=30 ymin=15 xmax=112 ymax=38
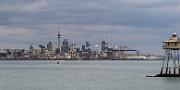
xmin=0 ymin=0 xmax=180 ymax=54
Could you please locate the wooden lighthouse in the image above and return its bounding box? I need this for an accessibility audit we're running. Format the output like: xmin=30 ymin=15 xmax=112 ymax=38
xmin=156 ymin=33 xmax=180 ymax=77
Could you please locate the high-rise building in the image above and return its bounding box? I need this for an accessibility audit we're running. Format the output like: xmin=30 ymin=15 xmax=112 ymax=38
xmin=101 ymin=40 xmax=108 ymax=52
xmin=86 ymin=41 xmax=91 ymax=49
xmin=29 ymin=44 xmax=34 ymax=53
xmin=82 ymin=45 xmax=86 ymax=52
xmin=47 ymin=41 xmax=53 ymax=51
xmin=61 ymin=39 xmax=69 ymax=53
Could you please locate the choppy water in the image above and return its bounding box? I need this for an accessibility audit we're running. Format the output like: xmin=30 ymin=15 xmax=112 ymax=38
xmin=0 ymin=60 xmax=180 ymax=90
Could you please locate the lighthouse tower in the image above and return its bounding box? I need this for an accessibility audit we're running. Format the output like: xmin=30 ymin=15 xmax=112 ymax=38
xmin=159 ymin=33 xmax=180 ymax=77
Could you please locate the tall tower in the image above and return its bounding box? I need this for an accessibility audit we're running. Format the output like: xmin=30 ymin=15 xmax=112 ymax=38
xmin=57 ymin=31 xmax=61 ymax=54
xmin=158 ymin=33 xmax=180 ymax=77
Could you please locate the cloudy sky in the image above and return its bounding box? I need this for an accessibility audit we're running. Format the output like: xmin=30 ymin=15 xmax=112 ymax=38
xmin=0 ymin=0 xmax=180 ymax=54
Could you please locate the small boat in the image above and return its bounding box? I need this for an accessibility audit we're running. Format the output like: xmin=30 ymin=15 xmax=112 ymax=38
xmin=57 ymin=62 xmax=60 ymax=64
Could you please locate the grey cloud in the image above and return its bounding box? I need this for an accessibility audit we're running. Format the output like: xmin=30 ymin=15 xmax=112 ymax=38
xmin=0 ymin=0 xmax=48 ymax=15
xmin=3 ymin=1 xmax=180 ymax=27
xmin=0 ymin=0 xmax=180 ymax=53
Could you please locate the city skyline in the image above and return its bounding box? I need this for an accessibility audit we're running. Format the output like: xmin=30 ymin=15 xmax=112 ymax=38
xmin=0 ymin=0 xmax=180 ymax=54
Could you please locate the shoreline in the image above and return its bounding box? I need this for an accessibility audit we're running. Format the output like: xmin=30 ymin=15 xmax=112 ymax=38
xmin=0 ymin=59 xmax=163 ymax=61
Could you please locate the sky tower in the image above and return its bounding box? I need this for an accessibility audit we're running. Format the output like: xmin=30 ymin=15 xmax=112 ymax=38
xmin=57 ymin=31 xmax=61 ymax=53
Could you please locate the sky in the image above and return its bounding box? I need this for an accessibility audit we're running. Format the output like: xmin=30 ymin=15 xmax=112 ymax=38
xmin=0 ymin=0 xmax=180 ymax=54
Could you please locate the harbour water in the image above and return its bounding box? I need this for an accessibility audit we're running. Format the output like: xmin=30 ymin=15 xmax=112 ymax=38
xmin=0 ymin=60 xmax=180 ymax=90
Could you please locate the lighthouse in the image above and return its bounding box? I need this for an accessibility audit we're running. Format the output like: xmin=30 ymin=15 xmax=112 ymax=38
xmin=156 ymin=33 xmax=180 ymax=77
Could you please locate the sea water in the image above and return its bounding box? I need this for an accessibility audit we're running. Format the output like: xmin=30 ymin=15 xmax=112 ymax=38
xmin=0 ymin=60 xmax=180 ymax=90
